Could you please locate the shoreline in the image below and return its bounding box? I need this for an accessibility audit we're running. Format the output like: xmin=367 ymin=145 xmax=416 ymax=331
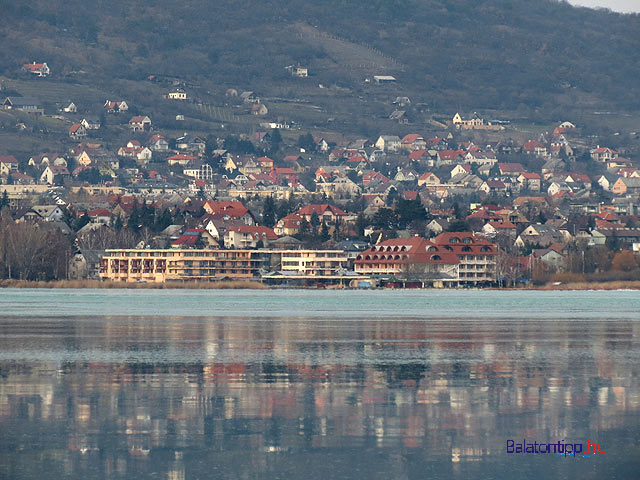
xmin=1 ymin=279 xmax=640 ymax=290
xmin=0 ymin=279 xmax=268 ymax=290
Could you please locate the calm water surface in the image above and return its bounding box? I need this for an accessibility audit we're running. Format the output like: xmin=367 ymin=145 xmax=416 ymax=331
xmin=0 ymin=289 xmax=639 ymax=479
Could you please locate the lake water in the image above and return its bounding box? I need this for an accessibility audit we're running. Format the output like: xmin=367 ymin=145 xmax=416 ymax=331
xmin=0 ymin=289 xmax=639 ymax=479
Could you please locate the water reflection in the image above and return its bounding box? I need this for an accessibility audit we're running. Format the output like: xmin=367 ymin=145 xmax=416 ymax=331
xmin=1 ymin=317 xmax=639 ymax=479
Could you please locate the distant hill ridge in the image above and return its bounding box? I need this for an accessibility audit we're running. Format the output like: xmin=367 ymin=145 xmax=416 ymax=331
xmin=1 ymin=0 xmax=639 ymax=111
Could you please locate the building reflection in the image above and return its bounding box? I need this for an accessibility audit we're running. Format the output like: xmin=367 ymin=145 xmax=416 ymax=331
xmin=0 ymin=317 xmax=639 ymax=478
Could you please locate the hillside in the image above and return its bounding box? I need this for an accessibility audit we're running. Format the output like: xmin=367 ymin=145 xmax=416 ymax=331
xmin=1 ymin=0 xmax=639 ymax=117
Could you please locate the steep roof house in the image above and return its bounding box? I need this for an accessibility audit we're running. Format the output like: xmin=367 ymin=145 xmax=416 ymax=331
xmin=129 ymin=116 xmax=152 ymax=132
xmin=22 ymin=62 xmax=50 ymax=77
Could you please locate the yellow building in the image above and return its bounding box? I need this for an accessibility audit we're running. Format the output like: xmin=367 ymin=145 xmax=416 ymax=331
xmin=100 ymin=249 xmax=266 ymax=282
xmin=277 ymin=250 xmax=348 ymax=277
xmin=168 ymin=88 xmax=187 ymax=100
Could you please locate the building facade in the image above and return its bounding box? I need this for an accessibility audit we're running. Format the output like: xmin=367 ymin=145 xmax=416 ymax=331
xmin=100 ymin=249 xmax=267 ymax=282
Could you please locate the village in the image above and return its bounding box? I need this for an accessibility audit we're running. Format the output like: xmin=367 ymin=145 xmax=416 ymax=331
xmin=1 ymin=61 xmax=640 ymax=287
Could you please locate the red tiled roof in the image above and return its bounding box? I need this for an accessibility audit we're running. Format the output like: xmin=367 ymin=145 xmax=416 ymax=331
xmin=0 ymin=155 xmax=18 ymax=164
xmin=226 ymin=226 xmax=277 ymax=240
xmin=204 ymin=200 xmax=251 ymax=219
xmin=355 ymin=237 xmax=460 ymax=266
xmin=498 ymin=162 xmax=525 ymax=173
xmin=23 ymin=63 xmax=45 ymax=71
xmin=172 ymin=229 xmax=207 ymax=246
xmin=520 ymin=173 xmax=541 ymax=179
xmin=409 ymin=149 xmax=428 ymax=160
xmin=592 ymin=147 xmax=616 ymax=154
xmin=438 ymin=150 xmax=465 ymax=160
xmin=296 ymin=204 xmax=347 ymax=217
xmin=401 ymin=134 xmax=422 ymax=144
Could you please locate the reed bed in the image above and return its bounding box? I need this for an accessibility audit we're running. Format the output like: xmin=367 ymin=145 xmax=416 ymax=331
xmin=541 ymin=281 xmax=640 ymax=290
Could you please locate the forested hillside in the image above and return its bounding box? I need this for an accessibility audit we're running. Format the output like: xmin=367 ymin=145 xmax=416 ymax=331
xmin=1 ymin=0 xmax=639 ymax=113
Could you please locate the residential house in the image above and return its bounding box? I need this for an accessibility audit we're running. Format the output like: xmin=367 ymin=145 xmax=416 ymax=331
xmin=171 ymin=229 xmax=218 ymax=249
xmin=176 ymin=134 xmax=206 ymax=154
xmin=129 ymin=115 xmax=152 ymax=132
xmin=316 ymin=177 xmax=361 ymax=197
xmin=22 ymin=62 xmax=50 ymax=77
xmin=531 ymin=245 xmax=566 ymax=272
xmin=60 ymin=101 xmax=77 ymax=113
xmin=452 ymin=112 xmax=484 ymax=129
xmin=251 ymin=104 xmax=268 ymax=116
xmin=465 ymin=151 xmax=498 ymax=166
xmin=612 ymin=177 xmax=640 ymax=196
xmin=436 ymin=150 xmax=465 ymax=166
xmin=589 ymin=228 xmax=640 ymax=247
xmin=375 ymin=135 xmax=401 ymax=153
xmin=68 ymin=250 xmax=105 ymax=280
xmin=240 ymin=91 xmax=260 ymax=103
xmin=149 ymin=134 xmax=169 ymax=151
xmin=418 ymin=172 xmax=440 ymax=187
xmin=257 ymin=156 xmax=274 ymax=170
xmin=80 ymin=117 xmax=101 ymax=130
xmin=590 ymin=146 xmax=617 ymax=163
xmin=287 ymin=65 xmax=308 ymax=77
xmin=498 ymin=162 xmax=526 ymax=177
xmin=479 ymin=180 xmax=507 ymax=194
xmin=362 ymin=171 xmax=389 ymax=186
xmin=522 ymin=140 xmax=548 ymax=156
xmin=29 ymin=153 xmax=66 ymax=168
xmin=482 ymin=221 xmax=517 ymax=238
xmin=274 ymin=213 xmax=303 ymax=236
xmin=2 ymin=97 xmax=44 ymax=114
xmin=515 ymin=223 xmax=568 ymax=249
xmin=363 ymin=194 xmax=386 ymax=216
xmin=203 ymin=200 xmax=256 ymax=225
xmin=224 ymin=226 xmax=278 ymax=249
xmin=394 ymin=168 xmax=418 ymax=183
xmin=401 ymin=134 xmax=427 ymax=152
xmin=426 ymin=218 xmax=450 ymax=236
xmin=31 ymin=204 xmax=65 ymax=222
xmin=8 ymin=172 xmax=34 ymax=185
xmin=69 ymin=123 xmax=87 ymax=139
xmin=408 ymin=150 xmax=431 ymax=164
xmin=87 ymin=208 xmax=113 ymax=224
xmin=168 ymin=88 xmax=187 ymax=100
xmin=40 ymin=165 xmax=70 ymax=185
xmin=295 ymin=204 xmax=348 ymax=224
xmin=450 ymin=164 xmax=472 ymax=178
xmin=0 ymin=155 xmax=18 ymax=175
xmin=517 ymin=173 xmax=541 ymax=192
xmin=104 ymin=100 xmax=129 ymax=113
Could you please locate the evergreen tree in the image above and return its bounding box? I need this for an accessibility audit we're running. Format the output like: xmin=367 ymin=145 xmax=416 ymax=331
xmin=297 ymin=133 xmax=315 ymax=152
xmin=128 ymin=201 xmax=140 ymax=232
xmin=0 ymin=191 xmax=8 ymax=209
xmin=320 ymin=222 xmax=330 ymax=242
xmin=263 ymin=196 xmax=276 ymax=227
xmin=270 ymin=128 xmax=282 ymax=153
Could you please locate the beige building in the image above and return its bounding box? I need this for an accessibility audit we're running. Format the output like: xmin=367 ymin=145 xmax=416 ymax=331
xmin=277 ymin=250 xmax=348 ymax=277
xmin=100 ymin=249 xmax=266 ymax=282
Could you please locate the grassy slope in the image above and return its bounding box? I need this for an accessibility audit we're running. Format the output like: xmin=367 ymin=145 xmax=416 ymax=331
xmin=0 ymin=0 xmax=639 ymax=147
